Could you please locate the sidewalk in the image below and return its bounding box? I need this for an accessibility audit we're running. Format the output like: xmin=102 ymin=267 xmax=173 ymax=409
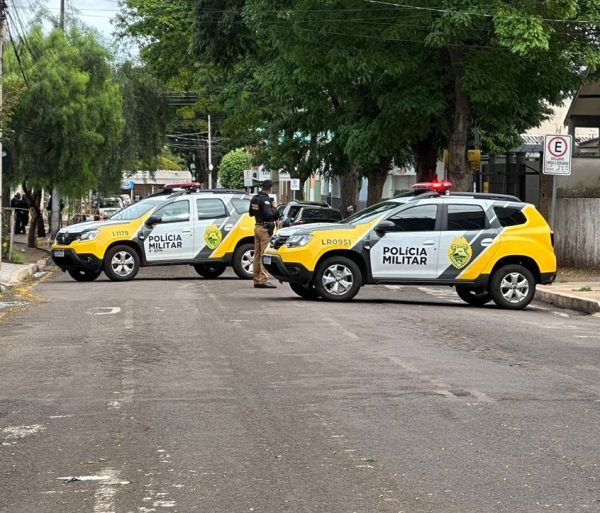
xmin=1 ymin=232 xmax=599 ymax=314
xmin=0 ymin=233 xmax=51 ymax=291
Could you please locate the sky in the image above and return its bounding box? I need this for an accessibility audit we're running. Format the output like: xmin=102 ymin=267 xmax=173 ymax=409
xmin=10 ymin=0 xmax=121 ymax=41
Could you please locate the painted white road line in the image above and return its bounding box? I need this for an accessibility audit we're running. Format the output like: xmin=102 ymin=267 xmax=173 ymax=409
xmin=87 ymin=307 xmax=121 ymax=316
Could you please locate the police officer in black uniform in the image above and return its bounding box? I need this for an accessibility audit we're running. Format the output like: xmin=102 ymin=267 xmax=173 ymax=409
xmin=248 ymin=180 xmax=280 ymax=288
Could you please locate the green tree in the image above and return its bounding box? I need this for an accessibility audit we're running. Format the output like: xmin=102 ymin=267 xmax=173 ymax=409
xmin=5 ymin=26 xmax=125 ymax=243
xmin=219 ymin=148 xmax=250 ymax=189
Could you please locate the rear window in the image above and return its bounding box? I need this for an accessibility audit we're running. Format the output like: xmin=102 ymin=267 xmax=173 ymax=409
xmin=447 ymin=204 xmax=486 ymax=231
xmin=494 ymin=206 xmax=527 ymax=227
xmin=231 ymin=198 xmax=251 ymax=214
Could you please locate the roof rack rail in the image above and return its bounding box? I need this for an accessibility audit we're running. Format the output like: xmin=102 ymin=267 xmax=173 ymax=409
xmin=183 ymin=188 xmax=249 ymax=194
xmin=448 ymin=192 xmax=521 ymax=202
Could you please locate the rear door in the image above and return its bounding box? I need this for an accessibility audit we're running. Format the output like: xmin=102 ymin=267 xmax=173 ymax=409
xmin=369 ymin=204 xmax=440 ymax=280
xmin=436 ymin=203 xmax=499 ymax=279
xmin=193 ymin=197 xmax=230 ymax=258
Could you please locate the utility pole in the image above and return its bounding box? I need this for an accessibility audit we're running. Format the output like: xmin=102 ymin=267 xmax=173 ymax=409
xmin=51 ymin=0 xmax=65 ymax=239
xmin=207 ymin=114 xmax=213 ymax=189
xmin=0 ymin=0 xmax=6 ymax=271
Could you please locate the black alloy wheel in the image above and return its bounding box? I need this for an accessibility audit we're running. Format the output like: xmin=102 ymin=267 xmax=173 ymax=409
xmin=232 ymin=243 xmax=254 ymax=280
xmin=489 ymin=264 xmax=536 ymax=310
xmin=103 ymin=245 xmax=140 ymax=282
xmin=314 ymin=256 xmax=362 ymax=302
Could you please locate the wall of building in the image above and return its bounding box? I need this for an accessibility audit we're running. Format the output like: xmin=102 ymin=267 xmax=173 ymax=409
xmin=555 ymin=198 xmax=600 ymax=268
xmin=559 ymin=158 xmax=600 ymax=193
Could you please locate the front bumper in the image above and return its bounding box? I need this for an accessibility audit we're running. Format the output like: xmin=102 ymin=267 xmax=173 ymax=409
xmin=51 ymin=249 xmax=103 ymax=273
xmin=263 ymin=254 xmax=312 ymax=284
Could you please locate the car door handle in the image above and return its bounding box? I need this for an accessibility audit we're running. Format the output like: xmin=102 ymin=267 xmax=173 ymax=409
xmin=181 ymin=228 xmax=192 ymax=233
xmin=422 ymin=240 xmax=436 ymax=246
xmin=224 ymin=224 xmax=234 ymax=230
xmin=481 ymin=238 xmax=494 ymax=247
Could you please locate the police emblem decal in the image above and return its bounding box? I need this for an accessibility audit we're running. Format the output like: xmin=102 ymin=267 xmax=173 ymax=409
xmin=204 ymin=225 xmax=223 ymax=250
xmin=448 ymin=236 xmax=473 ymax=269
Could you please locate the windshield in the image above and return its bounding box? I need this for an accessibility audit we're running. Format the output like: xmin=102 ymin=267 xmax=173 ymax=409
xmin=343 ymin=201 xmax=403 ymax=225
xmin=100 ymin=198 xmax=121 ymax=208
xmin=109 ymin=198 xmax=166 ymax=221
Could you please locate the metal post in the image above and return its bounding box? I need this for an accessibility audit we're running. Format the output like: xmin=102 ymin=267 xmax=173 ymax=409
xmin=0 ymin=2 xmax=6 ymax=270
xmin=207 ymin=114 xmax=213 ymax=189
xmin=549 ymin=175 xmax=558 ymax=229
xmin=8 ymin=208 xmax=13 ymax=261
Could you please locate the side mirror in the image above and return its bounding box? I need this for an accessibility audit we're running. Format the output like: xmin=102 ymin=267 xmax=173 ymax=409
xmin=146 ymin=214 xmax=162 ymax=225
xmin=374 ymin=220 xmax=395 ymax=233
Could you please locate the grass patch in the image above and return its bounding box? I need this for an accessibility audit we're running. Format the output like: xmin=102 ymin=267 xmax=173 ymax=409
xmin=577 ymin=286 xmax=592 ymax=292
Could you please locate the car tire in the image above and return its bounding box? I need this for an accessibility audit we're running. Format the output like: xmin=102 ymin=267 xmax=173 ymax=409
xmin=314 ymin=256 xmax=362 ymax=302
xmin=194 ymin=263 xmax=226 ymax=279
xmin=489 ymin=264 xmax=536 ymax=310
xmin=103 ymin=245 xmax=140 ymax=282
xmin=455 ymin=285 xmax=492 ymax=306
xmin=290 ymin=282 xmax=320 ymax=300
xmin=67 ymin=269 xmax=102 ymax=282
xmin=232 ymin=243 xmax=254 ymax=280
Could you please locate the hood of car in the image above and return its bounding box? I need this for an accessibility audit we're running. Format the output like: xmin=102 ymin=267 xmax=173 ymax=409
xmin=58 ymin=219 xmax=130 ymax=235
xmin=277 ymin=222 xmax=350 ymax=236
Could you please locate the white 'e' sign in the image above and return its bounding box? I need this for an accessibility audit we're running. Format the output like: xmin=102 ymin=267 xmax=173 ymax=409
xmin=543 ymin=134 xmax=572 ymax=176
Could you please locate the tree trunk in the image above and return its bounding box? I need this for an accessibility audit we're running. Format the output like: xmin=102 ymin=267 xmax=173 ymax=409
xmin=412 ymin=133 xmax=439 ymax=182
xmin=366 ymin=156 xmax=391 ymax=206
xmin=340 ymin=161 xmax=361 ymax=217
xmin=447 ymin=48 xmax=472 ymax=192
xmin=22 ymin=185 xmax=45 ymax=247
xmin=294 ymin=177 xmax=306 ymax=202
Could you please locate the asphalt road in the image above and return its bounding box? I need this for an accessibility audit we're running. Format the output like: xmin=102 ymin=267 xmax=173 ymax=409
xmin=1 ymin=266 xmax=600 ymax=513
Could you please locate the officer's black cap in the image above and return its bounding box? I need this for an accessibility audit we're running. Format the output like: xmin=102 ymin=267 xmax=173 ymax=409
xmin=262 ymin=180 xmax=274 ymax=188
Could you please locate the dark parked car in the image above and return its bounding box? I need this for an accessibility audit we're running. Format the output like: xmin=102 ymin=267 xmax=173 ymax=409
xmin=282 ymin=206 xmax=342 ymax=227
xmin=280 ymin=201 xmax=329 ymax=225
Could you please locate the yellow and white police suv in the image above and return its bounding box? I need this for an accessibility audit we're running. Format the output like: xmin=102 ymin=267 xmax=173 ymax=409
xmin=263 ymin=183 xmax=557 ymax=309
xmin=51 ymin=190 xmax=257 ymax=282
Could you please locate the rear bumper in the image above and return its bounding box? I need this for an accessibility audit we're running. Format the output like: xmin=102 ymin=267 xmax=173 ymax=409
xmin=540 ymin=272 xmax=556 ymax=285
xmin=263 ymin=254 xmax=312 ymax=284
xmin=52 ymin=249 xmax=103 ymax=272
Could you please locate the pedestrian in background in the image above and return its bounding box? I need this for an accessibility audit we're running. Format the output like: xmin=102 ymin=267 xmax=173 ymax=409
xmin=248 ymin=180 xmax=280 ymax=288
xmin=10 ymin=192 xmax=23 ymax=234
xmin=18 ymin=193 xmax=29 ymax=234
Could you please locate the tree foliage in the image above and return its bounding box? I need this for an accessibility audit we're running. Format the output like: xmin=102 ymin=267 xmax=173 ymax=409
xmin=119 ymin=0 xmax=600 ymax=202
xmin=219 ymin=148 xmax=250 ymax=189
xmin=5 ymin=27 xmax=125 ymax=197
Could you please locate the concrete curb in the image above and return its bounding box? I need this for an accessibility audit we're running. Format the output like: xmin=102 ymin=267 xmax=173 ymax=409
xmin=536 ymin=287 xmax=600 ymax=315
xmin=0 ymin=257 xmax=51 ymax=290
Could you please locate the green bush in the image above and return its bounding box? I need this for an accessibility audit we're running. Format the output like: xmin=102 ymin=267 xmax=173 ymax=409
xmin=219 ymin=148 xmax=250 ymax=189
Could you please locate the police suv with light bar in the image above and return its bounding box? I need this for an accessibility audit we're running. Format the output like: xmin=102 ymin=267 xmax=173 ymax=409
xmin=262 ymin=181 xmax=557 ymax=309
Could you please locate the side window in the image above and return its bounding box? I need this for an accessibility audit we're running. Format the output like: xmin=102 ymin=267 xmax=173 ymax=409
xmin=231 ymin=198 xmax=251 ymax=214
xmin=494 ymin=206 xmax=527 ymax=227
xmin=388 ymin=205 xmax=438 ymax=232
xmin=154 ymin=200 xmax=190 ymax=223
xmin=197 ymin=198 xmax=227 ymax=220
xmin=447 ymin=204 xmax=486 ymax=231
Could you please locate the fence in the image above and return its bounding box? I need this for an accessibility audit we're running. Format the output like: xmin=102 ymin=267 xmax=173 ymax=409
xmin=554 ymin=198 xmax=600 ymax=268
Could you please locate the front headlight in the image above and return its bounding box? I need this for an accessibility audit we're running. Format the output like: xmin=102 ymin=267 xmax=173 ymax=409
xmin=286 ymin=234 xmax=313 ymax=248
xmin=77 ymin=230 xmax=99 ymax=242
